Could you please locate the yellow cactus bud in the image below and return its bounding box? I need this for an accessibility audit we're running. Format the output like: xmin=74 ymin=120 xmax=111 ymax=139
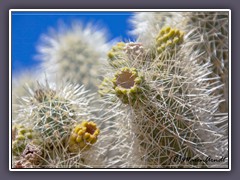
xmin=84 ymin=133 xmax=90 ymax=139
xmin=19 ymin=129 xmax=27 ymax=135
xmin=78 ymin=130 xmax=84 ymax=135
xmin=79 ymin=142 xmax=86 ymax=148
xmin=74 ymin=126 xmax=81 ymax=133
xmin=95 ymin=129 xmax=100 ymax=136
xmin=107 ymin=42 xmax=126 ymax=60
xmin=68 ymin=120 xmax=100 ymax=152
xmin=70 ymin=133 xmax=77 ymax=141
xmin=76 ymin=136 xmax=83 ymax=143
xmin=16 ymin=135 xmax=25 ymax=140
xmin=107 ymin=52 xmax=115 ymax=59
xmin=156 ymin=26 xmax=184 ymax=55
xmin=90 ymin=138 xmax=97 ymax=144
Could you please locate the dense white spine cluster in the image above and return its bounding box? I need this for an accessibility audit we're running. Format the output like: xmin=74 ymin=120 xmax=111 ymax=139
xmin=12 ymin=80 xmax=108 ymax=168
xmin=36 ymin=22 xmax=110 ymax=91
xmin=130 ymin=12 xmax=229 ymax=113
xmin=99 ymin=12 xmax=229 ymax=168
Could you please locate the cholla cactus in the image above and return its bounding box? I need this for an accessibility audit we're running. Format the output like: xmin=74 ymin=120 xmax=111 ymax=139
xmin=13 ymin=79 xmax=109 ymax=168
xmin=12 ymin=11 xmax=228 ymax=169
xmin=130 ymin=12 xmax=229 ymax=113
xmin=15 ymin=80 xmax=93 ymax=144
xmin=36 ymin=21 xmax=110 ymax=92
xmin=99 ymin=23 xmax=228 ymax=168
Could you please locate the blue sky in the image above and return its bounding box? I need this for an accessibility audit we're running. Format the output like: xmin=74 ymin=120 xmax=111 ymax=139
xmin=11 ymin=11 xmax=135 ymax=74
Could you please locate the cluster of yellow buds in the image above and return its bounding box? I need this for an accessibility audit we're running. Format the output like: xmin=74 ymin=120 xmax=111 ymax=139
xmin=107 ymin=42 xmax=128 ymax=68
xmin=156 ymin=26 xmax=184 ymax=54
xmin=12 ymin=125 xmax=34 ymax=156
xmin=107 ymin=42 xmax=126 ymax=60
xmin=68 ymin=121 xmax=100 ymax=152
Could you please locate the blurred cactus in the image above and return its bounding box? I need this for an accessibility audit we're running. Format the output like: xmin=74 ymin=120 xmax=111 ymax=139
xmin=36 ymin=21 xmax=110 ymax=92
xmin=129 ymin=12 xmax=175 ymax=48
xmin=12 ymin=69 xmax=45 ymax=120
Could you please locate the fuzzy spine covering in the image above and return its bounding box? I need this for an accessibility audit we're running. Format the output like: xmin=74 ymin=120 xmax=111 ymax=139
xmin=12 ymin=80 xmax=108 ymax=168
xmin=99 ymin=23 xmax=228 ymax=168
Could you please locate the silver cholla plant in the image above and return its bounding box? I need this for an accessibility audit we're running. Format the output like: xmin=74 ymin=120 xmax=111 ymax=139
xmin=99 ymin=23 xmax=228 ymax=168
xmin=130 ymin=12 xmax=229 ymax=113
xmin=36 ymin=22 xmax=110 ymax=92
xmin=13 ymin=80 xmax=106 ymax=168
xmin=16 ymin=80 xmax=93 ymax=143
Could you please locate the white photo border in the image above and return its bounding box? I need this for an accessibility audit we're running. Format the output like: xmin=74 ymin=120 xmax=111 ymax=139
xmin=9 ymin=9 xmax=231 ymax=171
